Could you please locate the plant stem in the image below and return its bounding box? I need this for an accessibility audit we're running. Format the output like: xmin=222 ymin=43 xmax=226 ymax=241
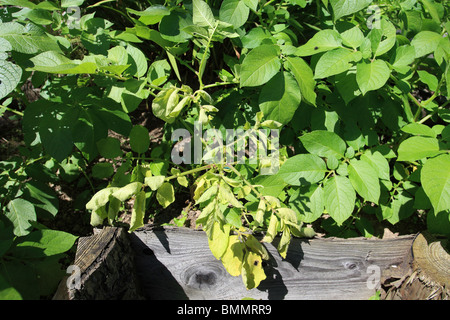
xmin=165 ymin=163 xmax=214 ymax=182
xmin=0 ymin=104 xmax=23 ymax=117
xmin=198 ymin=23 xmax=218 ymax=90
xmin=225 ymin=162 xmax=264 ymax=199
xmin=202 ymin=81 xmax=238 ymax=90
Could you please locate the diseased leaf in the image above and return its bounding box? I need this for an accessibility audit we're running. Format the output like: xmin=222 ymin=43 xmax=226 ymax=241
xmin=208 ymin=222 xmax=230 ymax=259
xmin=145 ymin=175 xmax=165 ymax=191
xmin=241 ymin=251 xmax=266 ymax=289
xmin=112 ymin=182 xmax=143 ymax=202
xmin=129 ymin=190 xmax=146 ymax=232
xmin=156 ymin=182 xmax=175 ymax=208
xmin=221 ymin=235 xmax=244 ymax=276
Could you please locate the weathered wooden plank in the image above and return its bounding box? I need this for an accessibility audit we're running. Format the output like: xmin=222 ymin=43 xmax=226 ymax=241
xmin=53 ymin=227 xmax=144 ymax=300
xmin=130 ymin=226 xmax=415 ymax=300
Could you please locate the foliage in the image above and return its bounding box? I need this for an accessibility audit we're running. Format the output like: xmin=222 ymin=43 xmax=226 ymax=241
xmin=0 ymin=0 xmax=449 ymax=294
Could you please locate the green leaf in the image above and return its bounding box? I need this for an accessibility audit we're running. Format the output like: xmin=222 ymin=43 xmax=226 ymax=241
xmin=0 ymin=274 xmax=22 ymax=300
xmin=29 ymin=51 xmax=97 ymax=74
xmin=129 ymin=190 xmax=146 ymax=232
xmin=61 ymin=0 xmax=85 ymax=7
xmin=373 ymin=19 xmax=396 ymax=57
xmin=385 ymin=191 xmax=414 ymax=225
xmin=341 ymin=25 xmax=365 ymax=49
xmin=284 ymin=56 xmax=317 ymax=106
xmin=278 ymin=154 xmax=327 ymax=186
xmin=0 ymin=60 xmax=22 ymax=100
xmin=421 ymin=154 xmax=450 ymax=213
xmin=12 ymin=229 xmax=77 ymax=259
xmin=129 ymin=125 xmax=150 ymax=154
xmin=411 ymin=31 xmax=443 ymax=58
xmin=427 ymin=210 xmax=450 ymax=236
xmin=401 ymin=123 xmax=437 ymax=138
xmin=300 ymin=130 xmax=347 ymax=159
xmin=5 ymin=199 xmax=36 ymax=237
xmin=295 ymin=29 xmax=342 ymax=56
xmin=314 ymin=48 xmax=362 ymax=79
xmin=290 ymin=184 xmax=324 ymax=223
xmin=356 ymin=59 xmax=390 ymax=95
xmin=240 ymin=44 xmax=281 ymax=87
xmin=159 ymin=10 xmax=193 ymax=43
xmin=96 ymin=137 xmax=122 ymax=159
xmin=417 ymin=70 xmax=439 ymax=92
xmin=392 ymin=45 xmax=416 ymax=70
xmin=219 ymin=0 xmax=250 ymax=28
xmin=156 ymin=182 xmax=175 ymax=208
xmin=192 ymin=0 xmax=216 ymax=29
xmin=92 ymin=162 xmax=114 ymax=179
xmin=0 ymin=22 xmax=61 ymax=54
xmin=397 ymin=136 xmax=441 ymax=162
xmin=324 ymin=176 xmax=356 ymax=226
xmin=348 ymin=159 xmax=380 ymax=204
xmin=127 ymin=5 xmax=170 ymax=25
xmin=360 ymin=151 xmax=390 ymax=181
xmin=330 ymin=0 xmax=373 ymax=21
xmin=126 ymin=45 xmax=148 ymax=78
xmin=145 ymin=175 xmax=165 ymax=191
xmin=208 ymin=222 xmax=230 ymax=259
xmin=258 ymin=71 xmax=301 ymax=125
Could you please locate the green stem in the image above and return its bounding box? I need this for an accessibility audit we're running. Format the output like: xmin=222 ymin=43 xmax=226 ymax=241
xmin=165 ymin=163 xmax=215 ymax=181
xmin=198 ymin=23 xmax=218 ymax=90
xmin=0 ymin=104 xmax=23 ymax=117
xmin=77 ymin=165 xmax=95 ymax=193
xmin=225 ymin=162 xmax=264 ymax=199
xmin=202 ymin=81 xmax=238 ymax=90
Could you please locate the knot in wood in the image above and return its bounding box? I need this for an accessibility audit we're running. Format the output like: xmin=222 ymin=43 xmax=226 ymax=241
xmin=182 ymin=263 xmax=225 ymax=290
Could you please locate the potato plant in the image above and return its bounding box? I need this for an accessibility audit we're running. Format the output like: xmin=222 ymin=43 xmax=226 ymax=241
xmin=0 ymin=0 xmax=449 ymax=297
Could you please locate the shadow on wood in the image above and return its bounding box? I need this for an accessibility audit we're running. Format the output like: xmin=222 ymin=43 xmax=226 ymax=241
xmin=129 ymin=226 xmax=415 ymax=300
xmin=54 ymin=225 xmax=449 ymax=300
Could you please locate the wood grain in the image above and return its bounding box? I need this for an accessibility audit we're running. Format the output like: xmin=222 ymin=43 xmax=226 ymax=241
xmin=130 ymin=226 xmax=415 ymax=300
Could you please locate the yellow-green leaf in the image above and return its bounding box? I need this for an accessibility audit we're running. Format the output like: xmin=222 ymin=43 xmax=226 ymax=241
xmin=208 ymin=222 xmax=231 ymax=259
xmin=129 ymin=190 xmax=146 ymax=232
xmin=156 ymin=182 xmax=175 ymax=208
xmin=241 ymin=251 xmax=266 ymax=289
xmin=221 ymin=235 xmax=244 ymax=276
